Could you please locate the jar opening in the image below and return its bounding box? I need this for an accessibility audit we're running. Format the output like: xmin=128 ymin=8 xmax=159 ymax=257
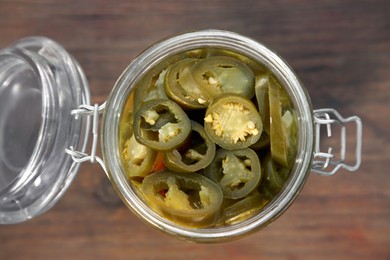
xmin=103 ymin=29 xmax=314 ymax=242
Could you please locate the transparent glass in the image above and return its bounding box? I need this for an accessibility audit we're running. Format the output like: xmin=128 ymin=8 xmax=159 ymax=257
xmin=102 ymin=29 xmax=315 ymax=242
xmin=0 ymin=37 xmax=90 ymax=224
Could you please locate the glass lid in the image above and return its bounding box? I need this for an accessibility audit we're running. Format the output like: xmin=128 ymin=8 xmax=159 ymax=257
xmin=0 ymin=37 xmax=90 ymax=224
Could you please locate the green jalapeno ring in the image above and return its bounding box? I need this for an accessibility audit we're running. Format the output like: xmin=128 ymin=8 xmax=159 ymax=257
xmin=164 ymin=121 xmax=216 ymax=173
xmin=191 ymin=56 xmax=255 ymax=99
xmin=259 ymin=152 xmax=290 ymax=198
xmin=254 ymin=73 xmax=270 ymax=134
xmin=269 ymin=76 xmax=291 ymax=167
xmin=119 ymin=111 xmax=133 ymax=149
xmin=205 ymin=148 xmax=262 ymax=200
xmin=133 ymin=67 xmax=169 ymax=112
xmin=202 ymin=48 xmax=268 ymax=75
xmin=119 ymin=93 xmax=135 ymax=148
xmin=164 ymin=58 xmax=212 ymax=109
xmin=141 ymin=170 xmax=223 ymax=228
xmin=222 ymin=193 xmax=268 ymax=225
xmin=133 ymin=52 xmax=194 ymax=111
xmin=121 ymin=135 xmax=157 ymax=179
xmin=133 ymin=99 xmax=191 ymax=151
xmin=204 ymin=94 xmax=263 ymax=150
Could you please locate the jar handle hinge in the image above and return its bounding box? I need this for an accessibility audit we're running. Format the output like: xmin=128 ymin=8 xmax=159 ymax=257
xmin=65 ymin=102 xmax=108 ymax=176
xmin=312 ymin=108 xmax=362 ymax=176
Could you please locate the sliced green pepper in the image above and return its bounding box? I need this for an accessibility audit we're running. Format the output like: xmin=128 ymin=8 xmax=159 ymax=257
xmin=134 ymin=99 xmax=191 ymax=151
xmin=164 ymin=121 xmax=216 ymax=173
xmin=133 ymin=68 xmax=169 ymax=111
xmin=205 ymin=148 xmax=262 ymax=199
xmin=204 ymin=94 xmax=263 ymax=150
xmin=282 ymin=109 xmax=298 ymax=164
xmin=142 ymin=170 xmax=223 ymax=228
xmin=191 ymin=56 xmax=255 ymax=99
xmin=119 ymin=111 xmax=133 ymax=149
xmin=119 ymin=95 xmax=158 ymax=179
xmin=255 ymin=73 xmax=270 ymax=134
xmin=222 ymin=193 xmax=268 ymax=225
xmin=122 ymin=134 xmax=157 ymax=179
xmin=133 ymin=52 xmax=194 ymax=111
xmin=204 ymin=48 xmax=268 ymax=75
xmin=259 ymin=153 xmax=290 ymax=199
xmin=269 ymin=76 xmax=297 ymax=167
xmin=164 ymin=58 xmax=212 ymax=109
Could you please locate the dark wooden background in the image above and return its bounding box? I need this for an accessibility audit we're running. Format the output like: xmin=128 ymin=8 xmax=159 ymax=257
xmin=1 ymin=0 xmax=389 ymax=259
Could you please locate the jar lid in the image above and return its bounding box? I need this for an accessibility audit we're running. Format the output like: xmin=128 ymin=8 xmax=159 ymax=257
xmin=0 ymin=37 xmax=90 ymax=224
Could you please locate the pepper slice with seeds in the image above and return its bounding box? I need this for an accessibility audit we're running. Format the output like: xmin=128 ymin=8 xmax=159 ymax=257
xmin=133 ymin=99 xmax=191 ymax=151
xmin=204 ymin=94 xmax=263 ymax=150
xmin=133 ymin=68 xmax=169 ymax=112
xmin=191 ymin=56 xmax=255 ymax=100
xmin=141 ymin=170 xmax=223 ymax=227
xmin=205 ymin=148 xmax=262 ymax=199
xmin=202 ymin=48 xmax=268 ymax=75
xmin=164 ymin=58 xmax=212 ymax=109
xmin=254 ymin=73 xmax=270 ymax=134
xmin=122 ymin=134 xmax=157 ymax=179
xmin=222 ymin=193 xmax=268 ymax=225
xmin=164 ymin=121 xmax=216 ymax=173
xmin=133 ymin=53 xmax=192 ymax=111
xmin=269 ymin=76 xmax=297 ymax=167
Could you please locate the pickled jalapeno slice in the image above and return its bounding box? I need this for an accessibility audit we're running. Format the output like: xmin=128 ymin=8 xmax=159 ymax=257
xmin=122 ymin=135 xmax=157 ymax=179
xmin=142 ymin=170 xmax=223 ymax=227
xmin=119 ymin=111 xmax=133 ymax=149
xmin=120 ymin=96 xmax=159 ymax=179
xmin=134 ymin=99 xmax=191 ymax=151
xmin=204 ymin=94 xmax=263 ymax=150
xmin=259 ymin=153 xmax=290 ymax=198
xmin=133 ymin=68 xmax=169 ymax=111
xmin=202 ymin=48 xmax=268 ymax=75
xmin=164 ymin=58 xmax=212 ymax=109
xmin=269 ymin=76 xmax=295 ymax=167
xmin=191 ymin=56 xmax=255 ymax=99
xmin=133 ymin=53 xmax=194 ymax=110
xmin=222 ymin=193 xmax=268 ymax=225
xmin=205 ymin=148 xmax=262 ymax=199
xmin=254 ymin=73 xmax=270 ymax=134
xmin=164 ymin=121 xmax=216 ymax=173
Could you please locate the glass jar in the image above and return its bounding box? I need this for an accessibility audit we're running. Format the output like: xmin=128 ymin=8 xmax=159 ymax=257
xmin=0 ymin=29 xmax=362 ymax=242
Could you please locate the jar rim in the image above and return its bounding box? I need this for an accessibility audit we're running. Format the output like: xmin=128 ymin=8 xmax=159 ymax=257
xmin=102 ymin=29 xmax=314 ymax=242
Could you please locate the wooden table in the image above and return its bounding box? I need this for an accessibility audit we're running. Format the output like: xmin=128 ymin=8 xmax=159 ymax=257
xmin=1 ymin=0 xmax=389 ymax=259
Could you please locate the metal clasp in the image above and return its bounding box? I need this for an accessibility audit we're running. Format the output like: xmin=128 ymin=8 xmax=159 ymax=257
xmin=65 ymin=102 xmax=108 ymax=174
xmin=312 ymin=108 xmax=362 ymax=176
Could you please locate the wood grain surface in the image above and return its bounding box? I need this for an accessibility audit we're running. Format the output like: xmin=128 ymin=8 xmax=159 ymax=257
xmin=1 ymin=0 xmax=389 ymax=259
